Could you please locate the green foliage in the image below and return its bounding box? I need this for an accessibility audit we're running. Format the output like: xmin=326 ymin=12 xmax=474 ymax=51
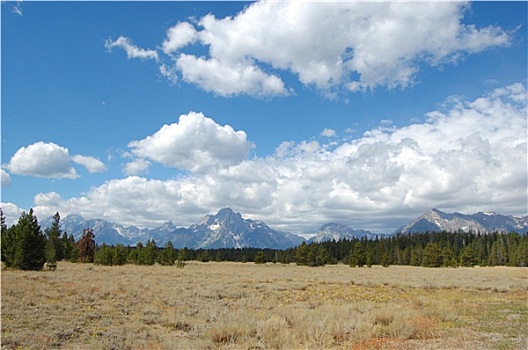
xmin=422 ymin=243 xmax=443 ymax=267
xmin=1 ymin=209 xmax=46 ymax=270
xmin=61 ymin=232 xmax=77 ymax=262
xmin=94 ymin=243 xmax=113 ymax=265
xmin=254 ymin=251 xmax=267 ymax=264
xmin=44 ymin=212 xmax=64 ymax=267
xmin=348 ymin=241 xmax=365 ymax=267
xmin=381 ymin=252 xmax=391 ymax=267
xmin=176 ymin=246 xmax=187 ymax=268
xmin=158 ymin=241 xmax=177 ymax=266
xmin=142 ymin=240 xmax=158 ymax=265
xmin=295 ymin=241 xmax=329 ymax=266
xmin=199 ymin=250 xmax=210 ymax=262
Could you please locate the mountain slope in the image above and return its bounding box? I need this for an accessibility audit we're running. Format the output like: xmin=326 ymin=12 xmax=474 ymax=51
xmin=396 ymin=208 xmax=528 ymax=234
xmin=40 ymin=214 xmax=147 ymax=245
xmin=41 ymin=208 xmax=304 ymax=249
xmin=176 ymin=208 xmax=304 ymax=249
xmin=309 ymin=223 xmax=375 ymax=243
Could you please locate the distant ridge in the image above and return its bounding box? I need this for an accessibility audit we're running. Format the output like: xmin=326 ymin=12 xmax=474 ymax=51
xmin=395 ymin=208 xmax=528 ymax=234
xmin=41 ymin=208 xmax=304 ymax=249
xmin=309 ymin=223 xmax=375 ymax=243
xmin=40 ymin=208 xmax=528 ymax=248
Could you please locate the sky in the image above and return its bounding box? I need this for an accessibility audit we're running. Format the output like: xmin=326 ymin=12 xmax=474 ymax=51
xmin=1 ymin=0 xmax=527 ymax=234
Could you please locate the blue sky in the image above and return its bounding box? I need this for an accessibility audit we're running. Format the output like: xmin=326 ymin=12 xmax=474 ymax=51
xmin=2 ymin=1 xmax=527 ymax=234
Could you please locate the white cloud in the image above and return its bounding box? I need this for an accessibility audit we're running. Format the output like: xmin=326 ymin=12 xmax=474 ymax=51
xmin=162 ymin=22 xmax=198 ymax=54
xmin=128 ymin=111 xmax=252 ymax=173
xmin=27 ymin=84 xmax=527 ymax=233
xmin=108 ymin=1 xmax=511 ymax=98
xmin=71 ymin=155 xmax=106 ymax=173
xmin=1 ymin=169 xmax=11 ymax=187
xmin=321 ymin=128 xmax=336 ymax=137
xmin=0 ymin=202 xmax=24 ymax=227
xmin=123 ymin=158 xmax=151 ymax=176
xmin=6 ymin=142 xmax=78 ymax=179
xmin=175 ymin=54 xmax=290 ymax=97
xmin=104 ymin=36 xmax=158 ymax=61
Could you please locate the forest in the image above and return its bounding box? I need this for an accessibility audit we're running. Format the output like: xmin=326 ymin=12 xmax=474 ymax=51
xmin=2 ymin=209 xmax=527 ymax=270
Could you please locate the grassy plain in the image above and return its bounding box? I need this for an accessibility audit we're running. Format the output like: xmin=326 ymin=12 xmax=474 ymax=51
xmin=1 ymin=262 xmax=527 ymax=349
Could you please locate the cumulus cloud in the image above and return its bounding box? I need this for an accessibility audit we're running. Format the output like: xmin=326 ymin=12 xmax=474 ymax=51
xmin=5 ymin=142 xmax=106 ymax=179
xmin=107 ymin=1 xmax=511 ymax=97
xmin=1 ymin=169 xmax=11 ymax=187
xmin=176 ymin=54 xmax=290 ymax=97
xmin=28 ymin=84 xmax=527 ymax=233
xmin=127 ymin=111 xmax=252 ymax=173
xmin=5 ymin=142 xmax=78 ymax=179
xmin=71 ymin=155 xmax=106 ymax=173
xmin=321 ymin=128 xmax=336 ymax=137
xmin=0 ymin=202 xmax=24 ymax=227
xmin=123 ymin=158 xmax=151 ymax=176
xmin=105 ymin=36 xmax=158 ymax=61
xmin=162 ymin=22 xmax=198 ymax=54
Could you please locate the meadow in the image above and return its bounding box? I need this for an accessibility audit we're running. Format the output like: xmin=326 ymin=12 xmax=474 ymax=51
xmin=1 ymin=262 xmax=526 ymax=349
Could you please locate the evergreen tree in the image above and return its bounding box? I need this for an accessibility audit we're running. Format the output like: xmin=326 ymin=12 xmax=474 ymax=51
xmin=315 ymin=245 xmax=330 ymax=266
xmin=422 ymin=243 xmax=443 ymax=267
xmin=142 ymin=239 xmax=157 ymax=265
xmin=295 ymin=241 xmax=309 ymax=266
xmin=409 ymin=248 xmax=421 ymax=266
xmin=128 ymin=242 xmax=143 ymax=264
xmin=44 ymin=212 xmax=64 ymax=269
xmin=159 ymin=241 xmax=177 ymax=266
xmin=199 ymin=250 xmax=210 ymax=262
xmin=1 ymin=209 xmax=46 ymax=270
xmin=441 ymin=247 xmax=457 ymax=267
xmin=77 ymin=228 xmax=96 ymax=263
xmin=365 ymin=250 xmax=373 ymax=267
xmin=176 ymin=247 xmax=186 ymax=268
xmin=381 ymin=252 xmax=391 ymax=267
xmin=348 ymin=241 xmax=365 ymax=267
xmin=112 ymin=244 xmax=127 ymax=265
xmin=459 ymin=245 xmax=477 ymax=267
xmin=1 ymin=208 xmax=7 ymax=237
xmin=254 ymin=251 xmax=267 ymax=264
xmin=94 ymin=244 xmax=113 ymax=265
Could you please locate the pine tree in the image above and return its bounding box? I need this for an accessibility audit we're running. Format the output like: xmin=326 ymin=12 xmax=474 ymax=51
xmin=199 ymin=250 xmax=210 ymax=262
xmin=315 ymin=245 xmax=330 ymax=266
xmin=159 ymin=241 xmax=177 ymax=266
xmin=1 ymin=209 xmax=46 ymax=270
xmin=459 ymin=245 xmax=477 ymax=267
xmin=295 ymin=241 xmax=309 ymax=266
xmin=142 ymin=239 xmax=157 ymax=265
xmin=176 ymin=247 xmax=186 ymax=268
xmin=254 ymin=251 xmax=267 ymax=264
xmin=44 ymin=212 xmax=63 ymax=270
xmin=381 ymin=252 xmax=391 ymax=267
xmin=422 ymin=243 xmax=443 ymax=267
xmin=348 ymin=241 xmax=365 ymax=267
xmin=94 ymin=244 xmax=113 ymax=265
xmin=112 ymin=244 xmax=127 ymax=265
xmin=1 ymin=208 xmax=7 ymax=236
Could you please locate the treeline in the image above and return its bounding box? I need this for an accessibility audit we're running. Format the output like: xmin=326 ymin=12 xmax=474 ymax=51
xmin=1 ymin=209 xmax=527 ymax=270
xmin=314 ymin=230 xmax=528 ymax=267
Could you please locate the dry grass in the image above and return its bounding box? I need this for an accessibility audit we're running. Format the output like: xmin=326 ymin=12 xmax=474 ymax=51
xmin=1 ymin=262 xmax=527 ymax=349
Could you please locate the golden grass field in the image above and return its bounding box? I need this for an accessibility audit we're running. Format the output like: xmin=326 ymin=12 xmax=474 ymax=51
xmin=1 ymin=262 xmax=527 ymax=349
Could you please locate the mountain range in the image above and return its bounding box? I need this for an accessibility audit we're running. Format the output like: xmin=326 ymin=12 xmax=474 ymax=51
xmin=395 ymin=208 xmax=528 ymax=235
xmin=41 ymin=208 xmax=304 ymax=249
xmin=40 ymin=208 xmax=528 ymax=249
